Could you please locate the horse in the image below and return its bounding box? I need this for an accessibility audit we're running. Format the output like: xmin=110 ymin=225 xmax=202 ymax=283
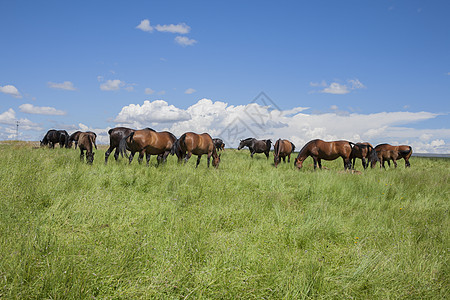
xmin=175 ymin=132 xmax=220 ymax=168
xmin=294 ymin=139 xmax=354 ymax=170
xmin=118 ymin=128 xmax=177 ymax=166
xmin=212 ymin=138 xmax=225 ymax=151
xmin=273 ymin=139 xmax=295 ymax=167
xmin=105 ymin=127 xmax=135 ymax=163
xmin=78 ymin=132 xmax=96 ymax=164
xmin=40 ymin=129 xmax=69 ymax=148
xmin=237 ymin=138 xmax=272 ymax=159
xmin=68 ymin=131 xmax=97 ymax=149
xmin=370 ymin=144 xmax=412 ymax=169
xmin=350 ymin=142 xmax=374 ymax=169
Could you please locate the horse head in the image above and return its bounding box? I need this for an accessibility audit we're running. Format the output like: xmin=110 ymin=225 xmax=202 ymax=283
xmin=294 ymin=156 xmax=303 ymax=169
xmin=212 ymin=153 xmax=221 ymax=168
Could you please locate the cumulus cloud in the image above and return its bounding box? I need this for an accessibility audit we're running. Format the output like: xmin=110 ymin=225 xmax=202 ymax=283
xmin=185 ymin=88 xmax=196 ymax=94
xmin=19 ymin=104 xmax=66 ymax=116
xmin=310 ymin=79 xmax=366 ymax=95
xmin=48 ymin=81 xmax=77 ymax=91
xmin=0 ymin=108 xmax=41 ymax=131
xmin=136 ymin=19 xmax=153 ymax=32
xmin=100 ymin=79 xmax=135 ymax=91
xmin=112 ymin=99 xmax=449 ymax=153
xmin=175 ymin=36 xmax=197 ymax=46
xmin=155 ymin=23 xmax=190 ymax=34
xmin=0 ymin=84 xmax=22 ymax=98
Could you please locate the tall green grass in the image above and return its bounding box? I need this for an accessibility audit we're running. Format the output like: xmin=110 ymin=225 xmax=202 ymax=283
xmin=0 ymin=141 xmax=448 ymax=298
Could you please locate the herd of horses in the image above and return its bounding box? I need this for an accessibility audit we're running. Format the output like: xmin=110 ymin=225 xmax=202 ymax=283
xmin=40 ymin=127 xmax=413 ymax=170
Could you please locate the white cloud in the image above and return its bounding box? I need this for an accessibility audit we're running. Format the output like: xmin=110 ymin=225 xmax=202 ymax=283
xmin=185 ymin=88 xmax=196 ymax=94
xmin=99 ymin=79 xmax=135 ymax=92
xmin=157 ymin=90 xmax=166 ymax=95
xmin=112 ymin=99 xmax=449 ymax=153
xmin=19 ymin=104 xmax=66 ymax=116
xmin=136 ymin=19 xmax=153 ymax=32
xmin=145 ymin=88 xmax=155 ymax=95
xmin=48 ymin=81 xmax=76 ymax=91
xmin=175 ymin=36 xmax=197 ymax=46
xmin=155 ymin=23 xmax=190 ymax=34
xmin=311 ymin=79 xmax=366 ymax=95
xmin=0 ymin=85 xmax=22 ymax=98
xmin=0 ymin=108 xmax=41 ymax=131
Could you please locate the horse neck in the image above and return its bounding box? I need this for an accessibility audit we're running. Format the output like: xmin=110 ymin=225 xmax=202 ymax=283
xmin=296 ymin=145 xmax=311 ymax=161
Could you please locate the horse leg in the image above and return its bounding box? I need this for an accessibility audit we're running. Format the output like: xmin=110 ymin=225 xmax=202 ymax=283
xmin=105 ymin=145 xmax=114 ymax=164
xmin=265 ymin=151 xmax=269 ymax=159
xmin=282 ymin=156 xmax=286 ymax=163
xmin=80 ymin=149 xmax=84 ymax=162
xmin=185 ymin=152 xmax=192 ymax=164
xmin=113 ymin=147 xmax=120 ymax=161
xmin=393 ymin=159 xmax=397 ymax=168
xmin=138 ymin=151 xmax=145 ymax=165
xmin=146 ymin=153 xmax=151 ymax=166
xmin=128 ymin=152 xmax=135 ymax=164
xmin=196 ymin=155 xmax=202 ymax=168
xmin=313 ymin=157 xmax=318 ymax=170
xmin=405 ymin=158 xmax=410 ymax=168
xmin=288 ymin=153 xmax=291 ymax=163
xmin=362 ymin=158 xmax=367 ymax=169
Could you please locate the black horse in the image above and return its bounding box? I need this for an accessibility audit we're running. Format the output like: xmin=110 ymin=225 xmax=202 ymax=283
xmin=40 ymin=129 xmax=69 ymax=148
xmin=237 ymin=138 xmax=272 ymax=158
xmin=105 ymin=127 xmax=136 ymax=163
xmin=212 ymin=138 xmax=225 ymax=151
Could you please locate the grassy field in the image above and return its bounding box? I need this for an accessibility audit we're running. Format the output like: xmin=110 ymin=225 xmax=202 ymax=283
xmin=0 ymin=141 xmax=448 ymax=299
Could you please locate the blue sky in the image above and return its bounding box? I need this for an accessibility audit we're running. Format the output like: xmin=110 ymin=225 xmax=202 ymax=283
xmin=1 ymin=0 xmax=449 ymax=152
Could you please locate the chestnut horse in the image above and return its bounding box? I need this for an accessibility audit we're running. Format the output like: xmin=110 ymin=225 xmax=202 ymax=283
xmin=78 ymin=132 xmax=96 ymax=164
xmin=105 ymin=127 xmax=135 ymax=163
xmin=176 ymin=132 xmax=220 ymax=168
xmin=273 ymin=139 xmax=295 ymax=167
xmin=294 ymin=139 xmax=353 ymax=170
xmin=118 ymin=128 xmax=177 ymax=166
xmin=69 ymin=131 xmax=97 ymax=150
xmin=350 ymin=142 xmax=373 ymax=169
xmin=370 ymin=144 xmax=412 ymax=169
xmin=237 ymin=138 xmax=272 ymax=159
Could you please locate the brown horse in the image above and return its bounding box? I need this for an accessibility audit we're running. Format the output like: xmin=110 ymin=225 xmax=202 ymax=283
xmin=294 ymin=139 xmax=353 ymax=170
xmin=78 ymin=132 xmax=96 ymax=164
xmin=273 ymin=139 xmax=295 ymax=167
xmin=69 ymin=131 xmax=97 ymax=149
xmin=370 ymin=144 xmax=412 ymax=169
xmin=177 ymin=132 xmax=220 ymax=168
xmin=350 ymin=142 xmax=373 ymax=169
xmin=118 ymin=128 xmax=177 ymax=166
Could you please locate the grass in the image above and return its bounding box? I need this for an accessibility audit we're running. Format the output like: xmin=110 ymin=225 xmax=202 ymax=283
xmin=0 ymin=141 xmax=448 ymax=298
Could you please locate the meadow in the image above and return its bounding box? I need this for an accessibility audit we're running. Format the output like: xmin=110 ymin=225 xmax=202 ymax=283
xmin=0 ymin=141 xmax=448 ymax=299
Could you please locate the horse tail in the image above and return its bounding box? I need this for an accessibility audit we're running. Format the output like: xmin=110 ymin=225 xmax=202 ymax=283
xmin=400 ymin=146 xmax=412 ymax=156
xmin=88 ymin=134 xmax=95 ymax=151
xmin=119 ymin=132 xmax=134 ymax=158
xmin=290 ymin=142 xmax=296 ymax=152
xmin=266 ymin=139 xmax=272 ymax=150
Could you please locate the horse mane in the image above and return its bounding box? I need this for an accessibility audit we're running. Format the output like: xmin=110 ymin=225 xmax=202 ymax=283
xmin=143 ymin=127 xmax=155 ymax=132
xmin=241 ymin=137 xmax=254 ymax=142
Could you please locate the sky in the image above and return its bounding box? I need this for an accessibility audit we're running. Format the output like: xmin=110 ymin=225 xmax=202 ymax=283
xmin=1 ymin=0 xmax=449 ymax=153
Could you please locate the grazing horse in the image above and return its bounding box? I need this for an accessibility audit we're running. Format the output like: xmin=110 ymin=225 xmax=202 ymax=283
xmin=105 ymin=127 xmax=135 ymax=163
xmin=273 ymin=139 xmax=295 ymax=167
xmin=118 ymin=128 xmax=177 ymax=166
xmin=68 ymin=131 xmax=97 ymax=149
xmin=294 ymin=139 xmax=353 ymax=170
xmin=176 ymin=132 xmax=220 ymax=168
xmin=350 ymin=142 xmax=374 ymax=169
xmin=40 ymin=129 xmax=69 ymax=148
xmin=370 ymin=144 xmax=412 ymax=169
xmin=78 ymin=132 xmax=96 ymax=164
xmin=237 ymin=138 xmax=272 ymax=159
xmin=212 ymin=138 xmax=225 ymax=151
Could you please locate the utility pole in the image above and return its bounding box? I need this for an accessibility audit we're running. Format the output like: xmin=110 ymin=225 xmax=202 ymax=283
xmin=16 ymin=120 xmax=19 ymax=140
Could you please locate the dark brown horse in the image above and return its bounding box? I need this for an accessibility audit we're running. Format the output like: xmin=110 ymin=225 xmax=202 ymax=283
xmin=78 ymin=132 xmax=96 ymax=164
xmin=176 ymin=132 xmax=220 ymax=168
xmin=68 ymin=131 xmax=97 ymax=149
xmin=370 ymin=144 xmax=412 ymax=168
xmin=40 ymin=129 xmax=70 ymax=148
xmin=350 ymin=142 xmax=373 ymax=169
xmin=118 ymin=128 xmax=177 ymax=166
xmin=237 ymin=138 xmax=272 ymax=158
xmin=273 ymin=139 xmax=295 ymax=167
xmin=105 ymin=127 xmax=135 ymax=163
xmin=212 ymin=138 xmax=225 ymax=151
xmin=294 ymin=139 xmax=353 ymax=170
